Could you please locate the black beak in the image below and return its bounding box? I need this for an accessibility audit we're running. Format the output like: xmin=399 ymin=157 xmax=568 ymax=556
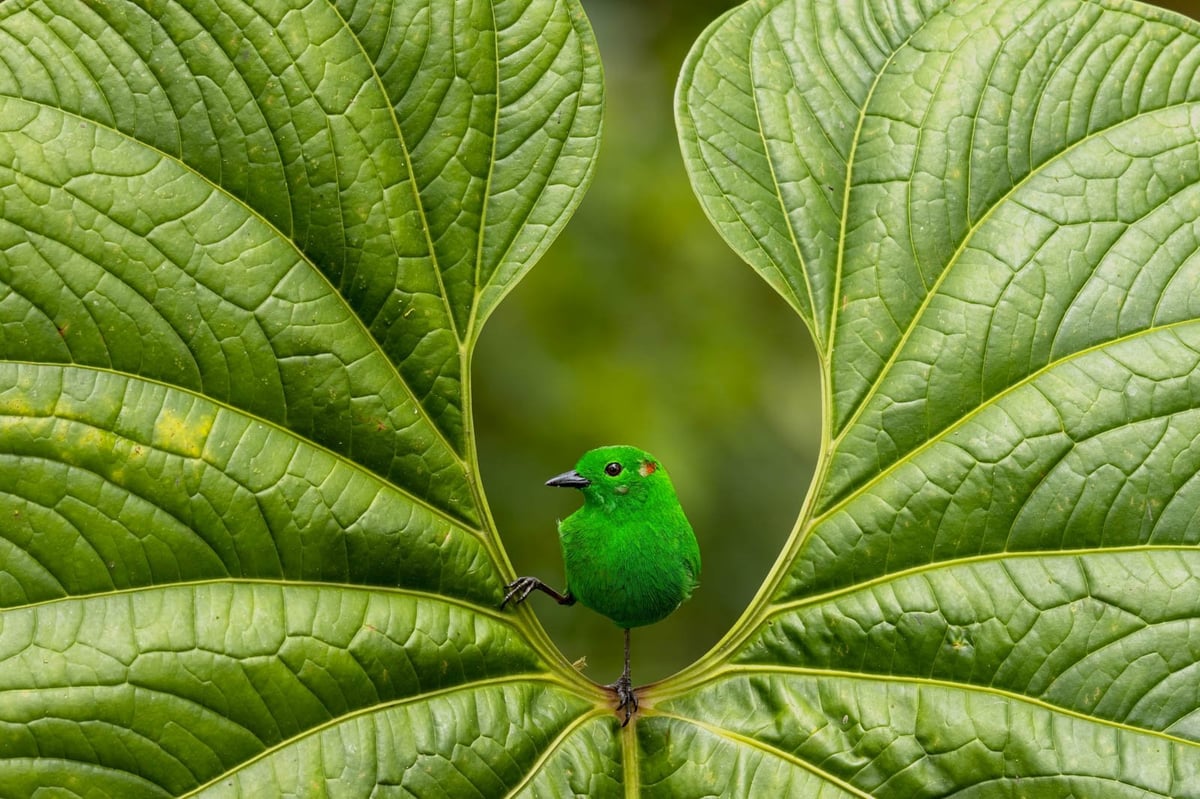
xmin=545 ymin=469 xmax=590 ymax=488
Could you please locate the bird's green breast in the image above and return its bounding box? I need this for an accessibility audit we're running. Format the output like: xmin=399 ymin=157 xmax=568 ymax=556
xmin=558 ymin=503 xmax=700 ymax=630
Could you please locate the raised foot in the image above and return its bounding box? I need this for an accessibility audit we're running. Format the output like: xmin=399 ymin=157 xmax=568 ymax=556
xmin=500 ymin=576 xmax=542 ymax=609
xmin=500 ymin=577 xmax=575 ymax=609
xmin=607 ymin=672 xmax=638 ymax=727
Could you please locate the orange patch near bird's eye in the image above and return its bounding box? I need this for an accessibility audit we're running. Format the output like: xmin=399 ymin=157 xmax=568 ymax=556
xmin=638 ymin=461 xmax=657 ymax=477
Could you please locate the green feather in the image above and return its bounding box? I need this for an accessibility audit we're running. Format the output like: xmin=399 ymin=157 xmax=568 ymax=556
xmin=501 ymin=444 xmax=701 ymax=725
xmin=556 ymin=445 xmax=700 ymax=629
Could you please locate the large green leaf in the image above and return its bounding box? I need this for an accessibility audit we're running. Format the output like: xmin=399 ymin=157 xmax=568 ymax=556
xmin=668 ymin=0 xmax=1200 ymax=795
xmin=0 ymin=0 xmax=613 ymax=795
xmin=8 ymin=0 xmax=1200 ymax=795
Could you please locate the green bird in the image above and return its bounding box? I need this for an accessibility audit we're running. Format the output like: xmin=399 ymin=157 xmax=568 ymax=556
xmin=502 ymin=445 xmax=701 ymax=725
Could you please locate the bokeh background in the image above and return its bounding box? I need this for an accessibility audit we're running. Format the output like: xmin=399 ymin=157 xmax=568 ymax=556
xmin=473 ymin=0 xmax=1200 ymax=685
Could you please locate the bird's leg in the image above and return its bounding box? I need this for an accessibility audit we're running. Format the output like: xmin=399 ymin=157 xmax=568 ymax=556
xmin=500 ymin=576 xmax=576 ymax=609
xmin=607 ymin=627 xmax=637 ymax=727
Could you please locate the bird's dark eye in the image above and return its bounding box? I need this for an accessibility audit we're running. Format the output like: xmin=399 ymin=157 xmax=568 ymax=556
xmin=604 ymin=462 xmax=622 ymax=477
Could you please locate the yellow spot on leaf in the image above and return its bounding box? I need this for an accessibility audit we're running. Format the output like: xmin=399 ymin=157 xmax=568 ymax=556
xmin=153 ymin=406 xmax=215 ymax=458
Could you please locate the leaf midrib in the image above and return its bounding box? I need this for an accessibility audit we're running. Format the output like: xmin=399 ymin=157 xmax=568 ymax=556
xmin=177 ymin=673 xmax=596 ymax=798
xmin=664 ymin=664 xmax=1200 ymax=751
xmin=659 ymin=534 xmax=1200 ymax=700
xmin=812 ymin=313 xmax=1200 ymax=527
xmin=499 ymin=708 xmax=614 ymax=799
xmin=765 ymin=542 xmax=1200 ymax=616
xmin=749 ymin=18 xmax=826 ymax=347
xmin=652 ymin=710 xmax=874 ymax=798
xmin=828 ymin=95 xmax=1200 ymax=455
xmin=0 ymin=360 xmax=483 ymax=535
xmin=3 ymin=576 xmax=510 ymax=617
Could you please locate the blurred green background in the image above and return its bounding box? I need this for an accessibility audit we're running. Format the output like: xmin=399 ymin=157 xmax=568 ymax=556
xmin=475 ymin=0 xmax=816 ymax=684
xmin=473 ymin=0 xmax=1200 ymax=685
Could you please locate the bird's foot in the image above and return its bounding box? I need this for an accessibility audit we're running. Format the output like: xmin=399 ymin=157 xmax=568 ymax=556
xmin=606 ymin=672 xmax=638 ymax=727
xmin=500 ymin=576 xmax=542 ymax=609
xmin=500 ymin=577 xmax=575 ymax=609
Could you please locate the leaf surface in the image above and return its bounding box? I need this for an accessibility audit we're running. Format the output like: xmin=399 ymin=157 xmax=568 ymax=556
xmin=0 ymin=0 xmax=611 ymax=795
xmin=8 ymin=0 xmax=1200 ymax=795
xmin=670 ymin=0 xmax=1200 ymax=794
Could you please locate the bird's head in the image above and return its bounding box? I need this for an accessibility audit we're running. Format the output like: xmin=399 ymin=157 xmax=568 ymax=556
xmin=545 ymin=444 xmax=674 ymax=511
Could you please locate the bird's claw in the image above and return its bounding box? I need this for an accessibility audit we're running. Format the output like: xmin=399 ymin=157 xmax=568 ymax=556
xmin=500 ymin=576 xmax=541 ymax=609
xmin=607 ymin=672 xmax=638 ymax=727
